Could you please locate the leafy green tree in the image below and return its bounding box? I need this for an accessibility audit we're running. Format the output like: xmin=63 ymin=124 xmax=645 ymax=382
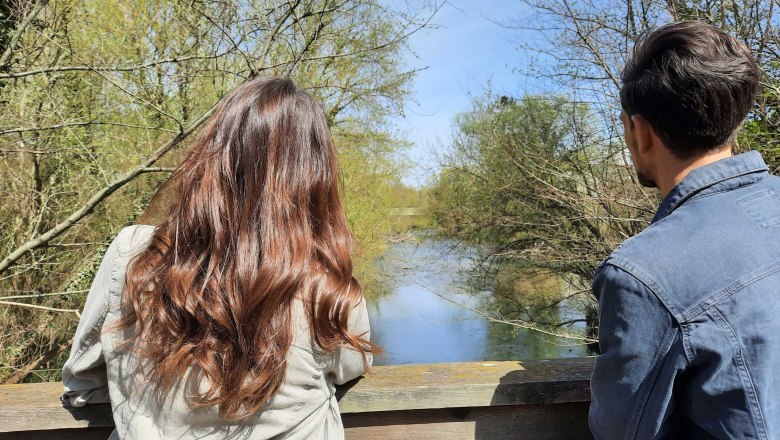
xmin=0 ymin=0 xmax=435 ymax=383
xmin=431 ymin=0 xmax=780 ymax=340
xmin=514 ymin=0 xmax=780 ymax=171
xmin=431 ymin=94 xmax=651 ymax=339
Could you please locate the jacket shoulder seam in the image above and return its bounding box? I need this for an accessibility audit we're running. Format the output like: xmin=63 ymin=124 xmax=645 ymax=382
xmin=602 ymin=259 xmax=682 ymax=323
xmin=681 ymin=261 xmax=780 ymax=322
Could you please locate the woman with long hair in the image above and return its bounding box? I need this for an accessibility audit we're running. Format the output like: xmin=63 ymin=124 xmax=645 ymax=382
xmin=62 ymin=77 xmax=376 ymax=439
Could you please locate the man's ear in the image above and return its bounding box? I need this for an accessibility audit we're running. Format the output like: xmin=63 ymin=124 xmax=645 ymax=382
xmin=630 ymin=114 xmax=655 ymax=154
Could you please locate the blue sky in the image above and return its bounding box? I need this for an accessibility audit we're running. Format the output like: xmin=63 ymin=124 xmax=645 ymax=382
xmin=394 ymin=1 xmax=536 ymax=186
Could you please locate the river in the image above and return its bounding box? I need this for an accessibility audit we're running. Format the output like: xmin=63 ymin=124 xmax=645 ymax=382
xmin=366 ymin=233 xmax=593 ymax=365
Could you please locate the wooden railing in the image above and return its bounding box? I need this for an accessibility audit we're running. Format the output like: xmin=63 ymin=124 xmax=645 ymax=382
xmin=0 ymin=357 xmax=595 ymax=440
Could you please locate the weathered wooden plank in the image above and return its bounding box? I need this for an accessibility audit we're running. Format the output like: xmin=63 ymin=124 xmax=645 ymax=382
xmin=0 ymin=382 xmax=113 ymax=432
xmin=338 ymin=358 xmax=593 ymax=413
xmin=343 ymin=403 xmax=593 ymax=440
xmin=0 ymin=404 xmax=592 ymax=440
xmin=0 ymin=358 xmax=595 ymax=435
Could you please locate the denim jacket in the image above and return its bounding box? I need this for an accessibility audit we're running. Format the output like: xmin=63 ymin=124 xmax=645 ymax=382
xmin=590 ymin=151 xmax=780 ymax=439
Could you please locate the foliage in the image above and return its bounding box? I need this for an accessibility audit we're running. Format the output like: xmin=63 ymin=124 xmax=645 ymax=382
xmin=431 ymin=0 xmax=780 ymax=338
xmin=515 ymin=0 xmax=780 ymax=171
xmin=0 ymin=0 xmax=435 ymax=383
xmin=430 ymin=94 xmax=653 ymax=337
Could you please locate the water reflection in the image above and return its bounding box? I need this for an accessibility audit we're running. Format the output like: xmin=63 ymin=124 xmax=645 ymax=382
xmin=366 ymin=234 xmax=593 ymax=365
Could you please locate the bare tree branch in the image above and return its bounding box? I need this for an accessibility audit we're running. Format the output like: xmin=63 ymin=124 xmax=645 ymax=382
xmin=0 ymin=103 xmax=216 ymax=275
xmin=3 ymin=338 xmax=72 ymax=384
xmin=0 ymin=121 xmax=178 ymax=136
xmin=0 ymin=0 xmax=48 ymax=70
xmin=0 ymin=0 xmax=352 ymax=275
xmin=0 ymin=51 xmax=236 ymax=79
xmin=0 ymin=300 xmax=79 ymax=315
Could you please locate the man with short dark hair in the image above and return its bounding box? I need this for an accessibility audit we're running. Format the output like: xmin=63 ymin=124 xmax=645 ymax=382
xmin=590 ymin=21 xmax=780 ymax=439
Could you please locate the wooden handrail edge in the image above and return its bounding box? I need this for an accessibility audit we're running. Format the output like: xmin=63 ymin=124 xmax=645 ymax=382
xmin=0 ymin=357 xmax=595 ymax=433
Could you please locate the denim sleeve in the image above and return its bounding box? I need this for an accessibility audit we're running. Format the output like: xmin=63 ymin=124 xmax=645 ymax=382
xmin=325 ymin=298 xmax=373 ymax=385
xmin=589 ymin=263 xmax=687 ymax=440
xmin=61 ymin=229 xmax=129 ymax=407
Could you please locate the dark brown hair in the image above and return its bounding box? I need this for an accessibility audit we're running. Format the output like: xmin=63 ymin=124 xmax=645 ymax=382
xmin=621 ymin=20 xmax=760 ymax=158
xmin=118 ymin=77 xmax=375 ymax=420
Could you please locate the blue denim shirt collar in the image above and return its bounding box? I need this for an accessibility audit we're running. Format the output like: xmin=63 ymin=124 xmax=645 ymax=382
xmin=652 ymin=150 xmax=769 ymax=223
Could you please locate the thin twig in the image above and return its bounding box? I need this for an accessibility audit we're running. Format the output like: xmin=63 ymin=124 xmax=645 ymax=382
xmin=0 ymin=290 xmax=88 ymax=301
xmin=0 ymin=300 xmax=80 ymax=315
xmin=412 ymin=280 xmax=597 ymax=344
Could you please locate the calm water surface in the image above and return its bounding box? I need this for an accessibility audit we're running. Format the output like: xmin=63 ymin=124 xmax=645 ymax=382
xmin=367 ymin=234 xmax=591 ymax=365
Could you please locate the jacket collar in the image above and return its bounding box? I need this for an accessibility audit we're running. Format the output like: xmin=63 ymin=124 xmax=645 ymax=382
xmin=652 ymin=150 xmax=769 ymax=223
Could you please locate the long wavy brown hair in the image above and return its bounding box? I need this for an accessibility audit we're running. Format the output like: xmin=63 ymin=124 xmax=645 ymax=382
xmin=118 ymin=77 xmax=375 ymax=420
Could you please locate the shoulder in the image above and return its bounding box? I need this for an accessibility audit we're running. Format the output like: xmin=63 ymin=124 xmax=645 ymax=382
xmin=596 ymin=221 xmax=689 ymax=320
xmin=98 ymin=225 xmax=157 ymax=309
xmin=112 ymin=224 xmax=156 ymax=259
xmin=593 ymin=261 xmax=676 ymax=332
xmin=600 ymin=180 xmax=775 ymax=319
xmin=603 ymin=221 xmax=673 ymax=284
xmin=594 ymin=259 xmax=658 ymax=302
xmin=99 ymin=225 xmax=157 ymax=282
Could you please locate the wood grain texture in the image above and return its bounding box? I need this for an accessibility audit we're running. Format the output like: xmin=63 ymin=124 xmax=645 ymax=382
xmin=343 ymin=403 xmax=593 ymax=440
xmin=338 ymin=357 xmax=594 ymax=413
xmin=0 ymin=358 xmax=595 ymax=436
xmin=0 ymin=382 xmax=114 ymax=432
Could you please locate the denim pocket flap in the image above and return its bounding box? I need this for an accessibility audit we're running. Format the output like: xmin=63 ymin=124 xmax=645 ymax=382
xmin=738 ymin=189 xmax=780 ymax=229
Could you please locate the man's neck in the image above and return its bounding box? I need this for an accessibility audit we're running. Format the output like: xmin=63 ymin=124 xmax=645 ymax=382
xmin=657 ymin=147 xmax=733 ymax=197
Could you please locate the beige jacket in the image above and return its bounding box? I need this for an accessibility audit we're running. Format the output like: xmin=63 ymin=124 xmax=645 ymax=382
xmin=62 ymin=225 xmax=371 ymax=440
